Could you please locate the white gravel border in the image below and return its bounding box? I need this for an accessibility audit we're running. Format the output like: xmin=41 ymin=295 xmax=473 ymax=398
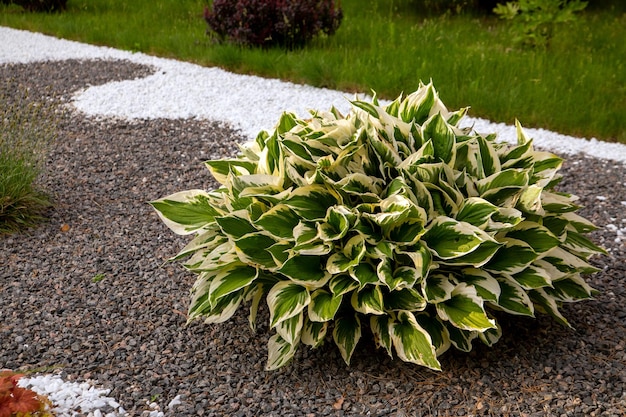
xmin=1 ymin=26 xmax=625 ymax=163
xmin=1 ymin=24 xmax=624 ymax=416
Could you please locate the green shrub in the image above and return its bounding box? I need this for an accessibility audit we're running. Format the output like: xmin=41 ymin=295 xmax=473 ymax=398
xmin=0 ymin=0 xmax=67 ymax=12
xmin=494 ymin=0 xmax=588 ymax=48
xmin=152 ymin=82 xmax=605 ymax=370
xmin=0 ymin=85 xmax=58 ymax=234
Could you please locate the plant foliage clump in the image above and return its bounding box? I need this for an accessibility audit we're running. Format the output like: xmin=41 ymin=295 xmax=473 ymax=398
xmin=494 ymin=0 xmax=588 ymax=48
xmin=153 ymin=82 xmax=605 ymax=370
xmin=0 ymin=371 xmax=54 ymax=417
xmin=204 ymin=0 xmax=343 ymax=49
xmin=0 ymin=85 xmax=58 ymax=235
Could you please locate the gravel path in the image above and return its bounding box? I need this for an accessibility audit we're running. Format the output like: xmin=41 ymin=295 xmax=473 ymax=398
xmin=1 ymin=57 xmax=626 ymax=416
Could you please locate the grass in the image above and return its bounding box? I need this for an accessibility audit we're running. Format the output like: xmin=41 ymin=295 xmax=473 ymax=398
xmin=0 ymin=83 xmax=58 ymax=234
xmin=0 ymin=0 xmax=624 ymax=143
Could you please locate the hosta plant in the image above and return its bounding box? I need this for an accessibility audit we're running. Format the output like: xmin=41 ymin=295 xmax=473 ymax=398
xmin=152 ymin=82 xmax=605 ymax=371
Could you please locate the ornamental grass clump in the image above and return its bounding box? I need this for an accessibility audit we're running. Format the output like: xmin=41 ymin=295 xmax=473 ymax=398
xmin=152 ymin=82 xmax=605 ymax=370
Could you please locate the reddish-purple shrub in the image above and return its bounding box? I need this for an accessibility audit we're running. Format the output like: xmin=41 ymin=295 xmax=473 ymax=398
xmin=1 ymin=0 xmax=67 ymax=12
xmin=204 ymin=0 xmax=343 ymax=49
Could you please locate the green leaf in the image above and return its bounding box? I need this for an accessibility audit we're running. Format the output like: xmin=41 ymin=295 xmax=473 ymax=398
xmin=399 ymin=82 xmax=436 ymax=125
xmin=505 ymin=222 xmax=560 ymax=254
xmin=318 ymin=206 xmax=352 ymax=241
xmin=151 ymin=190 xmax=222 ymax=235
xmin=285 ymin=185 xmax=339 ymax=220
xmin=455 ymin=197 xmax=499 ymax=229
xmin=423 ymin=273 xmax=455 ymax=303
xmin=333 ymin=313 xmax=362 ymax=365
xmin=495 ymin=276 xmax=535 ymax=317
xmin=414 ymin=313 xmax=451 ymax=356
xmin=209 ymin=264 xmax=259 ymax=306
xmin=278 ymin=255 xmax=331 ymax=288
xmin=528 ymin=288 xmax=570 ymax=327
xmin=563 ymin=231 xmax=607 ymax=259
xmin=485 ymin=237 xmax=537 ymax=275
xmin=436 ymin=283 xmax=496 ymax=332
xmin=215 ymin=212 xmax=257 ymax=239
xmin=301 ymin=319 xmax=329 ymax=348
xmin=542 ymin=191 xmax=580 ymax=213
xmin=542 ymin=247 xmax=599 ymax=274
xmin=201 ymin=289 xmax=244 ymax=324
xmin=266 ymin=333 xmax=298 ymax=370
xmin=247 ymin=283 xmax=265 ymax=331
xmin=476 ymin=134 xmax=501 ymax=177
xmin=476 ymin=168 xmax=529 ymax=203
xmin=390 ymin=311 xmax=441 ymax=370
xmin=267 ymin=281 xmax=310 ymax=327
xmin=370 ymin=315 xmax=393 ymax=357
xmin=460 ymin=268 xmax=501 ymax=302
xmin=349 ymin=263 xmax=380 ymax=288
xmin=308 ymin=289 xmax=342 ymax=322
xmin=326 ymin=235 xmax=367 ymax=274
xmin=351 ymin=285 xmax=385 ymax=315
xmin=254 ymin=205 xmax=300 ymax=239
xmin=445 ymin=324 xmax=477 ymax=352
xmin=275 ymin=311 xmax=304 ymax=345
xmin=546 ymin=274 xmax=595 ymax=302
xmin=512 ymin=265 xmax=553 ymax=290
xmin=329 ymin=274 xmax=360 ymax=296
xmin=205 ymin=159 xmax=257 ymax=184
xmin=235 ymin=234 xmax=278 ymax=269
xmin=422 ymin=112 xmax=456 ymax=164
xmin=423 ymin=216 xmax=497 ymax=260
xmin=478 ymin=323 xmax=502 ymax=347
xmin=384 ymin=287 xmax=427 ymax=311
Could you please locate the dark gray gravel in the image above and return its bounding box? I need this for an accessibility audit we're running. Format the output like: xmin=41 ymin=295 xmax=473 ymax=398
xmin=1 ymin=59 xmax=625 ymax=417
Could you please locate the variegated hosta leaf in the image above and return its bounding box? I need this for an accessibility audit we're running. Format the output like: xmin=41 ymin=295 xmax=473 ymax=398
xmin=333 ymin=313 xmax=362 ymax=365
xmin=308 ymin=289 xmax=343 ymax=322
xmin=285 ymin=184 xmax=340 ymax=220
xmin=529 ymin=288 xmax=571 ymax=327
xmin=494 ymin=275 xmax=535 ymax=317
xmin=209 ymin=264 xmax=259 ymax=307
xmin=351 ymin=285 xmax=385 ymax=315
xmin=266 ymin=333 xmax=299 ymax=371
xmin=151 ymin=190 xmax=223 ymax=235
xmin=318 ymin=205 xmax=353 ymax=241
xmin=384 ymin=287 xmax=427 ymax=311
xmin=154 ymin=82 xmax=605 ymax=372
xmin=254 ymin=204 xmax=300 ymax=239
xmin=276 ymin=311 xmax=304 ymax=345
xmin=267 ymin=281 xmax=310 ymax=328
xmin=415 ymin=313 xmax=451 ymax=356
xmin=326 ymin=235 xmax=367 ymax=274
xmin=435 ymin=283 xmax=496 ymax=332
xmin=455 ymin=197 xmax=499 ymax=229
xmin=390 ymin=311 xmax=441 ymax=370
xmin=460 ymin=268 xmax=501 ymax=302
xmin=423 ymin=216 xmax=499 ymax=261
xmin=478 ymin=322 xmax=502 ymax=347
xmin=368 ymin=315 xmax=394 ymax=359
xmin=445 ymin=323 xmax=478 ymax=352
xmin=301 ymin=319 xmax=329 ymax=348
xmin=278 ymin=255 xmax=332 ymax=288
xmin=202 ymin=290 xmax=244 ymax=324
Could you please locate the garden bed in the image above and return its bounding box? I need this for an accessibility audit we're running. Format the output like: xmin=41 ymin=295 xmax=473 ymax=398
xmin=1 ymin=58 xmax=625 ymax=416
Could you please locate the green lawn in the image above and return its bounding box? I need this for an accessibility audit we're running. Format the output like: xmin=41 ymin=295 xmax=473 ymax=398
xmin=1 ymin=0 xmax=624 ymax=142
